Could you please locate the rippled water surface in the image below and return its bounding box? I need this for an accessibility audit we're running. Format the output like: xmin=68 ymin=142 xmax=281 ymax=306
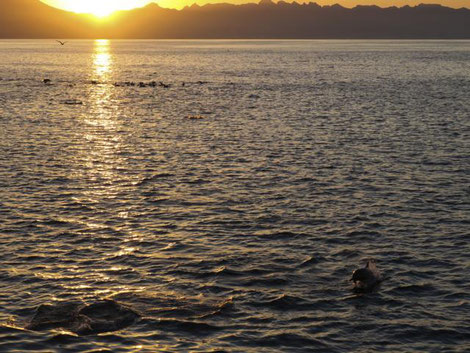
xmin=0 ymin=40 xmax=469 ymax=352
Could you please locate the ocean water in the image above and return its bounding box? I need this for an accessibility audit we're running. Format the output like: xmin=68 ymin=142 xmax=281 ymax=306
xmin=0 ymin=39 xmax=469 ymax=352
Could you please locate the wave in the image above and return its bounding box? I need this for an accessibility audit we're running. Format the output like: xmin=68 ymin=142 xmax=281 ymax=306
xmin=25 ymin=300 xmax=140 ymax=336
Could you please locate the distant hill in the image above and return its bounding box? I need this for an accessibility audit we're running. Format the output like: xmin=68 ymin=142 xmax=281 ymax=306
xmin=1 ymin=0 xmax=470 ymax=38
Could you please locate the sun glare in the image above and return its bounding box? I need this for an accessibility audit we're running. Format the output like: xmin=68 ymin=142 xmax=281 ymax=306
xmin=43 ymin=0 xmax=154 ymax=17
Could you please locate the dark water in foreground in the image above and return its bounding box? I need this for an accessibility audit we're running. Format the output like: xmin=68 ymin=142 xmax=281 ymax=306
xmin=0 ymin=40 xmax=469 ymax=352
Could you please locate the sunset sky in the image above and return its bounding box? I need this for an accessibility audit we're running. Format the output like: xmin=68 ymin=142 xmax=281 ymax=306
xmin=41 ymin=0 xmax=470 ymax=13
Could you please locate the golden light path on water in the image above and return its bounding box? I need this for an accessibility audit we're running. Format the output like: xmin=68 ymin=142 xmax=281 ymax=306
xmin=94 ymin=39 xmax=112 ymax=78
xmin=84 ymin=39 xmax=120 ymax=192
xmin=64 ymin=40 xmax=141 ymax=298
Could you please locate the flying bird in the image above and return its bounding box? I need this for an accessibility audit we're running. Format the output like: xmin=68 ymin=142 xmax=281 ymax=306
xmin=56 ymin=40 xmax=67 ymax=46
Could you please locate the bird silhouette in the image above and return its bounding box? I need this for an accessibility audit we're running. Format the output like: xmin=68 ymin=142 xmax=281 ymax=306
xmin=56 ymin=40 xmax=67 ymax=46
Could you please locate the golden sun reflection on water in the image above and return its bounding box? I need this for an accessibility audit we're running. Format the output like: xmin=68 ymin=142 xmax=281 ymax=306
xmin=75 ymin=41 xmax=127 ymax=233
xmin=93 ymin=39 xmax=112 ymax=79
xmin=62 ymin=40 xmax=152 ymax=300
xmin=90 ymin=39 xmax=115 ymax=123
xmin=81 ymin=40 xmax=121 ymax=188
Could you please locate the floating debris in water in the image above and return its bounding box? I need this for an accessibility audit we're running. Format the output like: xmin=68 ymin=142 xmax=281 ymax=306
xmin=114 ymin=81 xmax=164 ymax=88
xmin=114 ymin=81 xmax=136 ymax=87
xmin=61 ymin=99 xmax=83 ymax=105
xmin=186 ymin=115 xmax=206 ymax=120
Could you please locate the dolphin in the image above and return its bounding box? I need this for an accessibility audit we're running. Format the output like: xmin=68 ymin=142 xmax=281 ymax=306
xmin=351 ymin=259 xmax=382 ymax=292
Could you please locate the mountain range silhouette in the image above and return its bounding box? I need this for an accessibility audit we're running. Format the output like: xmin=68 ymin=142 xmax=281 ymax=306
xmin=1 ymin=0 xmax=470 ymax=38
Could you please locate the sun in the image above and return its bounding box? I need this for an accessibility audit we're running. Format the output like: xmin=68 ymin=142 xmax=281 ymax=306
xmin=79 ymin=1 xmax=116 ymax=17
xmin=42 ymin=0 xmax=154 ymax=17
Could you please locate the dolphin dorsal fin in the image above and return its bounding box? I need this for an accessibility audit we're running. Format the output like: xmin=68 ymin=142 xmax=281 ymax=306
xmin=365 ymin=259 xmax=381 ymax=280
